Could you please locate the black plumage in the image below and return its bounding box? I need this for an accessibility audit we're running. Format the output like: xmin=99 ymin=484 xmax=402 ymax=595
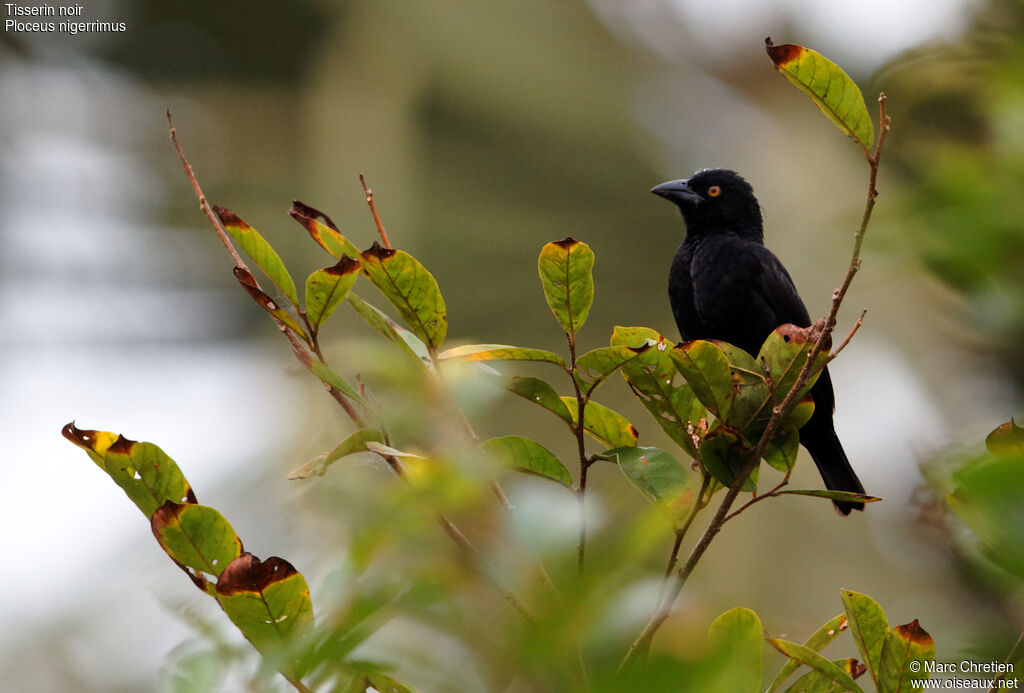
xmin=651 ymin=168 xmax=865 ymax=515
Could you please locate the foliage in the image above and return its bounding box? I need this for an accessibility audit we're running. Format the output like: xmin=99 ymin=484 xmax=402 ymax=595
xmin=62 ymin=41 xmax=991 ymax=692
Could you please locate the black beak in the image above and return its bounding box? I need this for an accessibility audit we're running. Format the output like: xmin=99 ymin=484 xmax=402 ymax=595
xmin=650 ymin=179 xmax=702 ymax=206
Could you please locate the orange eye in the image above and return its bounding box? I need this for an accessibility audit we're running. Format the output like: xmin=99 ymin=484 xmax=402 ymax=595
xmin=707 ymin=185 xmax=721 ymax=197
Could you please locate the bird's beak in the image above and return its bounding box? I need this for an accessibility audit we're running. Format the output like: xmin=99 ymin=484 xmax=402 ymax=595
xmin=650 ymin=179 xmax=702 ymax=206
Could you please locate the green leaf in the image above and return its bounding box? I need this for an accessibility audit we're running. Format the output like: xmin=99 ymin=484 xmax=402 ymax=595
xmin=700 ymin=426 xmax=756 ymax=492
xmin=706 ymin=340 xmax=773 ymax=440
xmin=360 ymin=243 xmax=447 ymax=348
xmin=610 ymin=326 xmax=706 ymax=459
xmin=782 ymin=659 xmax=866 ymax=693
xmin=767 ymin=638 xmax=865 ymax=693
xmin=841 ymin=589 xmax=890 ymax=688
xmin=765 ymin=39 xmax=874 ymax=153
xmin=561 ymin=397 xmax=639 ymax=449
xmin=215 ymin=554 xmax=314 ymax=680
xmin=607 ymin=446 xmax=692 ymax=524
xmin=289 ymin=201 xmax=363 ymax=261
xmin=537 ymin=238 xmax=594 ymax=336
xmin=346 ymin=292 xmax=432 ymax=371
xmin=439 ymin=344 xmax=566 ymax=368
xmin=503 ymin=376 xmax=575 ymax=425
xmin=481 ymin=436 xmax=572 ymax=487
xmin=309 ymin=359 xmax=368 ymax=406
xmin=62 ymin=423 xmax=196 ymax=518
xmin=878 ymin=620 xmax=935 ymax=693
xmin=232 ymin=267 xmax=309 ymax=342
xmin=151 ymin=501 xmax=243 ymax=592
xmin=766 ymin=613 xmax=850 ymax=692
xmin=670 ymin=340 xmax=736 ymax=421
xmin=288 ymin=429 xmax=385 ymax=479
xmin=575 ymin=344 xmax=650 ymax=395
xmin=780 ymin=489 xmax=883 ymax=504
xmin=214 ymin=206 xmax=300 ymax=308
xmin=305 ymin=256 xmax=360 ymax=331
xmin=763 ymin=424 xmax=800 ymax=473
xmin=708 ymin=607 xmax=763 ymax=693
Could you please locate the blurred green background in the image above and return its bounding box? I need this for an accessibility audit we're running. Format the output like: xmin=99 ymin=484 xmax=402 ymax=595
xmin=3 ymin=0 xmax=1023 ymax=690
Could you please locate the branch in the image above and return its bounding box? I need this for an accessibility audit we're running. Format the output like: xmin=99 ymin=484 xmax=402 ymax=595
xmin=567 ymin=332 xmax=591 ymax=578
xmin=620 ymin=93 xmax=890 ymax=670
xmin=169 ymin=114 xmax=536 ymax=625
xmin=359 ymin=174 xmax=393 ymax=250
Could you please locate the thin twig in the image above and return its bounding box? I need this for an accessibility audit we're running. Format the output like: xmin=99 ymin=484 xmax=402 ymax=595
xmin=168 ymin=111 xmax=249 ymax=271
xmin=620 ymin=93 xmax=891 ymax=670
xmin=988 ymin=627 xmax=1024 ymax=693
xmin=359 ymin=173 xmax=393 ymax=250
xmin=567 ymin=332 xmax=591 ymax=578
xmin=169 ymin=113 xmax=536 ymax=626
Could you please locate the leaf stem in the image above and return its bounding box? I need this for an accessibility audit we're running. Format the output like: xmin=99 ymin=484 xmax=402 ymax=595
xmin=620 ymin=93 xmax=890 ymax=670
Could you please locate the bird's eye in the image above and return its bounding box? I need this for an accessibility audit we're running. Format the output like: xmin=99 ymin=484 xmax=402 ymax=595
xmin=707 ymin=185 xmax=721 ymax=197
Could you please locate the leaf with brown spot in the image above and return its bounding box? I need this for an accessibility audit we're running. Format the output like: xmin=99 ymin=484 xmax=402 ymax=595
xmin=537 ymin=238 xmax=594 ymax=336
xmin=62 ymin=423 xmax=196 ymax=518
xmin=215 ymin=554 xmax=315 ymax=680
xmin=765 ymin=38 xmax=874 ymax=153
xmin=289 ymin=200 xmax=363 ymax=260
xmin=561 ymin=397 xmax=639 ymax=449
xmin=780 ymin=658 xmax=866 ymax=693
xmin=151 ymin=500 xmax=243 ymax=593
xmin=305 ymin=255 xmax=360 ymax=332
xmin=214 ymin=206 xmax=300 ymax=309
xmin=359 ymin=243 xmax=447 ymax=348
xmin=232 ymin=267 xmax=309 ymax=341
xmin=878 ymin=620 xmax=935 ymax=693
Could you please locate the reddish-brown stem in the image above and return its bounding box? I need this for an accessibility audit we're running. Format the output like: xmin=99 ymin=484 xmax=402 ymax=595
xmin=359 ymin=173 xmax=393 ymax=250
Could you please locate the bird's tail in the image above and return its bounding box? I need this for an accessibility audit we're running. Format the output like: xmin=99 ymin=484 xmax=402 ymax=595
xmin=803 ymin=425 xmax=866 ymax=516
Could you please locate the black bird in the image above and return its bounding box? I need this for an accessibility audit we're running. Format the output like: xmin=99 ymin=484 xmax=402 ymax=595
xmin=651 ymin=168 xmax=865 ymax=514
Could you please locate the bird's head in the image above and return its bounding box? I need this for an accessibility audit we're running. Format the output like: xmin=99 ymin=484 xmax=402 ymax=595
xmin=651 ymin=168 xmax=763 ymax=239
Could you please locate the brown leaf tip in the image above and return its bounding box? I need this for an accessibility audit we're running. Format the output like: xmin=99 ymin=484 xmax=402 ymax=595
xmin=552 ymin=237 xmax=578 ymax=249
xmin=327 ymin=255 xmax=362 ymax=276
xmin=894 ymin=619 xmax=934 ymax=647
xmin=216 ymin=554 xmax=299 ymax=596
xmin=62 ymin=421 xmax=97 ymax=448
xmin=212 ymin=205 xmax=246 ymax=228
xmin=289 ymin=200 xmax=339 ymax=231
xmin=765 ymin=39 xmax=802 ymax=67
xmin=362 ymin=241 xmax=396 ymax=261
xmin=107 ymin=434 xmax=139 ymax=455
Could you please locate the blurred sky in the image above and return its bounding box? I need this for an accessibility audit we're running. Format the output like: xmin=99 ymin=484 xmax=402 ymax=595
xmin=1 ymin=0 xmax=1014 ymax=688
